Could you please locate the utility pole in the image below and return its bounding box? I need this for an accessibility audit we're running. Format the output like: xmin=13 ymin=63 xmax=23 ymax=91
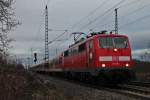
xmin=45 ymin=5 xmax=49 ymax=66
xmin=115 ymin=8 xmax=118 ymax=34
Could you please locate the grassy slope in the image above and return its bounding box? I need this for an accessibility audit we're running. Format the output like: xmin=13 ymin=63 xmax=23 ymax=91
xmin=133 ymin=60 xmax=150 ymax=81
xmin=0 ymin=63 xmax=67 ymax=100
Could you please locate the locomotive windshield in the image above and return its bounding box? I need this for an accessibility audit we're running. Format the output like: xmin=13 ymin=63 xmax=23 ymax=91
xmin=99 ymin=36 xmax=128 ymax=48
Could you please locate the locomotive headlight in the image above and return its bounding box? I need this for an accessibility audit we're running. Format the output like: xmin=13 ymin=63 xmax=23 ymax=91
xmin=125 ymin=63 xmax=129 ymax=67
xmin=102 ymin=64 xmax=106 ymax=67
xmin=114 ymin=48 xmax=118 ymax=52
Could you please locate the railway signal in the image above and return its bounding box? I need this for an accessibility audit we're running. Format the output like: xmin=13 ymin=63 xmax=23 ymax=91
xmin=34 ymin=53 xmax=37 ymax=64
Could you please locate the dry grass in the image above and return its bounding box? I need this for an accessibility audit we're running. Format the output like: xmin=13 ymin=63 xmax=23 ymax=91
xmin=0 ymin=64 xmax=67 ymax=100
xmin=133 ymin=60 xmax=150 ymax=82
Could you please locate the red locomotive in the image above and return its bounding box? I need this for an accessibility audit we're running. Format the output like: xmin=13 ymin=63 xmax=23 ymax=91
xmin=32 ymin=31 xmax=135 ymax=84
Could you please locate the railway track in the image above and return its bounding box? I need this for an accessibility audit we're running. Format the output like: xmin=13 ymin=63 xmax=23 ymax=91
xmin=128 ymin=81 xmax=150 ymax=87
xmin=119 ymin=84 xmax=150 ymax=95
xmin=83 ymin=82 xmax=150 ymax=100
xmin=33 ymin=72 xmax=150 ymax=100
xmin=106 ymin=85 xmax=150 ymax=100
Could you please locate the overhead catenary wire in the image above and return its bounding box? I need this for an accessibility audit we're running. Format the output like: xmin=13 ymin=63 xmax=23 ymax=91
xmin=70 ymin=0 xmax=108 ymax=30
xmin=48 ymin=30 xmax=68 ymax=44
xmin=48 ymin=29 xmax=68 ymax=31
xmin=42 ymin=0 xmax=52 ymax=6
xmin=89 ymin=11 xmax=114 ymax=31
xmin=120 ymin=13 xmax=150 ymax=29
xmin=77 ymin=0 xmax=126 ymax=31
xmin=120 ymin=3 xmax=150 ymax=20
xmin=47 ymin=0 xmax=51 ymax=5
xmin=88 ymin=0 xmax=145 ymax=33
xmin=117 ymin=0 xmax=143 ymax=9
xmin=30 ymin=10 xmax=45 ymax=50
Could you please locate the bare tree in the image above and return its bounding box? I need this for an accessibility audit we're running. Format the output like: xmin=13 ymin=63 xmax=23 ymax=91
xmin=0 ymin=0 xmax=19 ymax=63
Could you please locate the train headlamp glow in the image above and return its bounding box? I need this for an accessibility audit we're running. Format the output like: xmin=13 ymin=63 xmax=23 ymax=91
xmin=125 ymin=63 xmax=129 ymax=67
xmin=114 ymin=48 xmax=118 ymax=52
xmin=102 ymin=64 xmax=106 ymax=67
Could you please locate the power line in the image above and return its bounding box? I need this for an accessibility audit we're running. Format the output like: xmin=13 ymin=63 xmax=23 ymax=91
xmin=30 ymin=9 xmax=45 ymax=55
xmin=120 ymin=13 xmax=150 ymax=29
xmin=47 ymin=0 xmax=52 ymax=5
xmin=71 ymin=0 xmax=108 ymax=30
xmin=88 ymin=0 xmax=147 ymax=32
xmin=117 ymin=0 xmax=142 ymax=8
xmin=42 ymin=0 xmax=52 ymax=6
xmin=78 ymin=0 xmax=126 ymax=31
xmin=120 ymin=3 xmax=150 ymax=19
xmin=48 ymin=30 xmax=68 ymax=44
xmin=90 ymin=20 xmax=114 ymax=31
xmin=48 ymin=29 xmax=68 ymax=31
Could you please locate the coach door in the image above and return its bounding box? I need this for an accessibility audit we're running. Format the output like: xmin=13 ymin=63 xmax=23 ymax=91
xmin=87 ymin=40 xmax=94 ymax=67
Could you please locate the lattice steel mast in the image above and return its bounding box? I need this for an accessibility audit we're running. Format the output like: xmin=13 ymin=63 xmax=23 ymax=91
xmin=115 ymin=8 xmax=118 ymax=34
xmin=45 ymin=5 xmax=49 ymax=63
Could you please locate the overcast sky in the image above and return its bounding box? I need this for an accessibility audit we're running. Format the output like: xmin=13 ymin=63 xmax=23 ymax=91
xmin=8 ymin=0 xmax=150 ymax=63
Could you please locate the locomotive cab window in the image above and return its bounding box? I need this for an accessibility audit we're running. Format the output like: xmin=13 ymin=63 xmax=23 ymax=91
xmin=99 ymin=37 xmax=113 ymax=48
xmin=99 ymin=36 xmax=128 ymax=48
xmin=113 ymin=37 xmax=128 ymax=48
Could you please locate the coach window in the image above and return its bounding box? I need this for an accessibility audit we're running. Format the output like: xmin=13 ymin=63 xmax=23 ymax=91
xmin=72 ymin=48 xmax=76 ymax=55
xmin=79 ymin=43 xmax=86 ymax=52
xmin=75 ymin=46 xmax=78 ymax=54
xmin=72 ymin=47 xmax=78 ymax=55
xmin=68 ymin=49 xmax=72 ymax=56
xmin=89 ymin=40 xmax=93 ymax=49
xmin=64 ymin=50 xmax=69 ymax=57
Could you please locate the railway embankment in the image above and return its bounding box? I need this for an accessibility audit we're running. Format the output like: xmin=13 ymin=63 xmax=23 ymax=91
xmin=0 ymin=65 xmax=65 ymax=100
xmin=0 ymin=65 xmax=138 ymax=100
xmin=133 ymin=60 xmax=150 ymax=82
xmin=2 ymin=66 xmax=81 ymax=100
xmin=0 ymin=60 xmax=150 ymax=100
